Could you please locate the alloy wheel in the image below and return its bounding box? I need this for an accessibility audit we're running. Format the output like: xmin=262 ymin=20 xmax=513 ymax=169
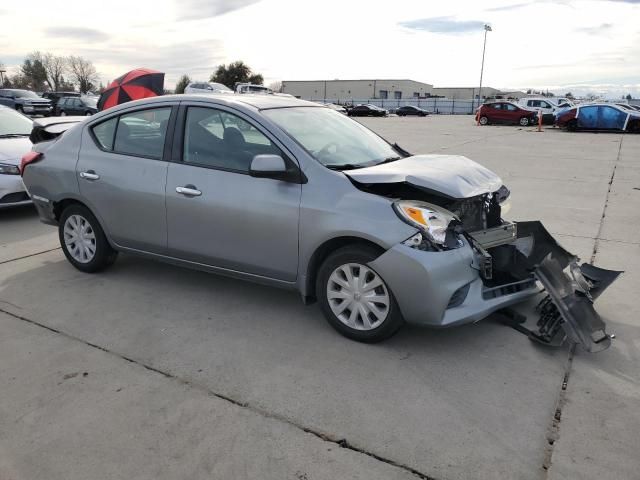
xmin=327 ymin=263 xmax=390 ymax=330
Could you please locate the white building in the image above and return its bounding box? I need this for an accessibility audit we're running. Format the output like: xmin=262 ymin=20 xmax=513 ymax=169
xmin=281 ymin=79 xmax=434 ymax=102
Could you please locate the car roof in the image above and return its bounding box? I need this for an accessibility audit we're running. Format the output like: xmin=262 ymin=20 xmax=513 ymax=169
xmin=109 ymin=93 xmax=321 ymax=111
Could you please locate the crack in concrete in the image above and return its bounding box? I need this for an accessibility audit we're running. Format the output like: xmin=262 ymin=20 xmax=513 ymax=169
xmin=0 ymin=307 xmax=436 ymax=480
xmin=543 ymin=135 xmax=624 ymax=477
xmin=590 ymin=136 xmax=623 ymax=265
xmin=0 ymin=247 xmax=61 ymax=265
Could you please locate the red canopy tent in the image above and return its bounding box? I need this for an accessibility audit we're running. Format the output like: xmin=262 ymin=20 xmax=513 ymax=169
xmin=98 ymin=68 xmax=164 ymax=111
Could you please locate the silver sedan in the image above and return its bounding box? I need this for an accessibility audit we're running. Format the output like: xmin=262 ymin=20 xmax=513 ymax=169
xmin=21 ymin=94 xmax=618 ymax=349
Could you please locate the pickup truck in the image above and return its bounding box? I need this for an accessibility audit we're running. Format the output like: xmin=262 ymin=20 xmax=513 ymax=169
xmin=0 ymin=89 xmax=52 ymax=116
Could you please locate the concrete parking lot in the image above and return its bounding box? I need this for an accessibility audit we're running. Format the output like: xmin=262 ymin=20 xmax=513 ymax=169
xmin=1 ymin=116 xmax=638 ymax=480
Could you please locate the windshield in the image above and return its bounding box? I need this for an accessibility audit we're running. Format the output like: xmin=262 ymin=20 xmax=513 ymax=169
xmin=263 ymin=107 xmax=400 ymax=169
xmin=14 ymin=90 xmax=40 ymax=99
xmin=0 ymin=108 xmax=33 ymax=136
xmin=209 ymin=82 xmax=232 ymax=91
xmin=82 ymin=96 xmax=98 ymax=107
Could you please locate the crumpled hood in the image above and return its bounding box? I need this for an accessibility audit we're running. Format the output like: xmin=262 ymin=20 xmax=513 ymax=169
xmin=0 ymin=137 xmax=32 ymax=166
xmin=344 ymin=154 xmax=503 ymax=199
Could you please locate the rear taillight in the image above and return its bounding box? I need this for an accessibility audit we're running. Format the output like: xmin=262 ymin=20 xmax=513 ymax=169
xmin=20 ymin=152 xmax=43 ymax=176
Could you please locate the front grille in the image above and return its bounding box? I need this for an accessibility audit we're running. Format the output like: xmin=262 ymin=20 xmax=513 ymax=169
xmin=482 ymin=278 xmax=536 ymax=300
xmin=0 ymin=192 xmax=30 ymax=204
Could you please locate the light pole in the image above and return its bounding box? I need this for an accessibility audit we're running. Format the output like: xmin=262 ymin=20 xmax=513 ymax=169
xmin=477 ymin=24 xmax=492 ymax=111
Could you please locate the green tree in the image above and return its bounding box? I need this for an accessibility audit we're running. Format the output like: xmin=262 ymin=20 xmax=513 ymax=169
xmin=210 ymin=61 xmax=263 ymax=89
xmin=20 ymin=55 xmax=48 ymax=90
xmin=626 ymin=94 xmax=633 ymax=100
xmin=175 ymin=74 xmax=191 ymax=94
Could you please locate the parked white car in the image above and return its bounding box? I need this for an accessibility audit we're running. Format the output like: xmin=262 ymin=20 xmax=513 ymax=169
xmin=518 ymin=98 xmax=558 ymax=115
xmin=0 ymin=106 xmax=32 ymax=208
xmin=184 ymin=82 xmax=233 ymax=95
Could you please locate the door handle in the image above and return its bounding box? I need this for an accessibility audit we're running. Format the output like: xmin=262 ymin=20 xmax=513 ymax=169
xmin=176 ymin=185 xmax=202 ymax=197
xmin=80 ymin=170 xmax=100 ymax=181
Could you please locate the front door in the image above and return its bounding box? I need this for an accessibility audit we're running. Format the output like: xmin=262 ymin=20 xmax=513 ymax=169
xmin=77 ymin=105 xmax=174 ymax=253
xmin=165 ymin=105 xmax=301 ymax=281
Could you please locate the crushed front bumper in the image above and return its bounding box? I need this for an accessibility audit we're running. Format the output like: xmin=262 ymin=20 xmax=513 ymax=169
xmin=369 ymin=221 xmax=621 ymax=353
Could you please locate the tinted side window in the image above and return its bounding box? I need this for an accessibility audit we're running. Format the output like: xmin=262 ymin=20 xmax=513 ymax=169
xmin=92 ymin=117 xmax=118 ymax=150
xmin=113 ymin=108 xmax=171 ymax=159
xmin=183 ymin=106 xmax=282 ymax=172
xmin=505 ymin=104 xmax=517 ymax=111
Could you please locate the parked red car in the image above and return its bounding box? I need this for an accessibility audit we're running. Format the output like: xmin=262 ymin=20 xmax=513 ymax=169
xmin=475 ymin=102 xmax=538 ymax=126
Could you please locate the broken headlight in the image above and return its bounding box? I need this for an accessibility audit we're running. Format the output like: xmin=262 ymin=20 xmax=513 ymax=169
xmin=394 ymin=200 xmax=461 ymax=249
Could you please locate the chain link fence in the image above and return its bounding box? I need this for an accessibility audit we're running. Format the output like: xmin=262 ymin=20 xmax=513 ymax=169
xmin=305 ymin=97 xmax=478 ymax=115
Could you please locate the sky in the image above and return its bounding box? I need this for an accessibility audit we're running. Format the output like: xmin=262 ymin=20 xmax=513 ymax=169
xmin=1 ymin=0 xmax=639 ymax=98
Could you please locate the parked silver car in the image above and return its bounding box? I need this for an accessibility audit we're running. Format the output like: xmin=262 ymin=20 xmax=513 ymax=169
xmin=21 ymin=95 xmax=619 ymax=348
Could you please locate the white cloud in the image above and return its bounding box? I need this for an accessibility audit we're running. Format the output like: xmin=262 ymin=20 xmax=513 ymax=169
xmin=0 ymin=0 xmax=638 ymax=97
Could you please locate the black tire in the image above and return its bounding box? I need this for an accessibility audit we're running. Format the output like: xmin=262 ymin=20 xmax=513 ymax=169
xmin=627 ymin=120 xmax=640 ymax=134
xmin=567 ymin=119 xmax=578 ymax=132
xmin=479 ymin=116 xmax=489 ymax=125
xmin=519 ymin=117 xmax=530 ymax=127
xmin=58 ymin=204 xmax=117 ymax=273
xmin=316 ymin=245 xmax=404 ymax=343
xmin=16 ymin=105 xmax=23 ymax=112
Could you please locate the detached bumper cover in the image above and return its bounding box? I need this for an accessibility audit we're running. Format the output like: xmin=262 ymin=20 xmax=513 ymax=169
xmin=497 ymin=221 xmax=622 ymax=352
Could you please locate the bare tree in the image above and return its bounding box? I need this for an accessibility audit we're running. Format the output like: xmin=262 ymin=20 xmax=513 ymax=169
xmin=42 ymin=53 xmax=68 ymax=91
xmin=268 ymin=80 xmax=282 ymax=93
xmin=68 ymin=56 xmax=99 ymax=93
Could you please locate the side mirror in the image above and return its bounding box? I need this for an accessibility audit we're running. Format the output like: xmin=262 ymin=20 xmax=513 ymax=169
xmin=249 ymin=154 xmax=303 ymax=183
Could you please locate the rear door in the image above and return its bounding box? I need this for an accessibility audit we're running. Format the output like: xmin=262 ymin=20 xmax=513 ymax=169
xmin=77 ymin=104 xmax=176 ymax=253
xmin=165 ymin=104 xmax=301 ymax=281
xmin=597 ymin=105 xmax=628 ymax=130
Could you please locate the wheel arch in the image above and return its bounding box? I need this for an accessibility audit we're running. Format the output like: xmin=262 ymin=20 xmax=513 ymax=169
xmin=53 ymin=197 xmax=116 ymax=248
xmin=302 ymin=236 xmax=386 ymax=304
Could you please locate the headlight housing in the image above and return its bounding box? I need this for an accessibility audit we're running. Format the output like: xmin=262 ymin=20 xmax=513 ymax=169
xmin=0 ymin=163 xmax=20 ymax=175
xmin=393 ymin=200 xmax=461 ymax=250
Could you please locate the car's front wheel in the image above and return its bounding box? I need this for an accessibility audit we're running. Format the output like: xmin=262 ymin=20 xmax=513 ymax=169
xmin=59 ymin=204 xmax=117 ymax=273
xmin=479 ymin=116 xmax=489 ymax=125
xmin=60 ymin=111 xmax=66 ymax=116
xmin=317 ymin=245 xmax=404 ymax=343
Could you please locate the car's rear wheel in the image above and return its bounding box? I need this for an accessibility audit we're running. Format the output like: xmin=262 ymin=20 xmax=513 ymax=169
xmin=567 ymin=119 xmax=578 ymax=132
xmin=627 ymin=120 xmax=640 ymax=133
xmin=317 ymin=245 xmax=404 ymax=343
xmin=479 ymin=116 xmax=489 ymax=125
xmin=60 ymin=111 xmax=66 ymax=116
xmin=59 ymin=204 xmax=117 ymax=273
xmin=519 ymin=116 xmax=530 ymax=126
xmin=85 ymin=111 xmax=92 ymax=116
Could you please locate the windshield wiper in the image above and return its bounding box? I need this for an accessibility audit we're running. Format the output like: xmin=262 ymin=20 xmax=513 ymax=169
xmin=324 ymin=163 xmax=365 ymax=171
xmin=375 ymin=156 xmax=402 ymax=165
xmin=392 ymin=142 xmax=411 ymax=157
xmin=0 ymin=133 xmax=30 ymax=138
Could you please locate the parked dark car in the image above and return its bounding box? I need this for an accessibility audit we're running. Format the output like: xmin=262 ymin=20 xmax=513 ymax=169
xmin=396 ymin=105 xmax=429 ymax=117
xmin=556 ymin=104 xmax=640 ymax=133
xmin=347 ymin=104 xmax=388 ymax=117
xmin=42 ymin=91 xmax=80 ymax=115
xmin=57 ymin=96 xmax=98 ymax=116
xmin=475 ymin=102 xmax=537 ymax=126
xmin=0 ymin=89 xmax=52 ymax=116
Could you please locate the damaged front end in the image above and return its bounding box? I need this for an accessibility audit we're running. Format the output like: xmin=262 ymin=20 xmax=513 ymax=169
xmin=345 ymin=155 xmax=621 ymax=352
xmin=487 ymin=221 xmax=622 ymax=353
